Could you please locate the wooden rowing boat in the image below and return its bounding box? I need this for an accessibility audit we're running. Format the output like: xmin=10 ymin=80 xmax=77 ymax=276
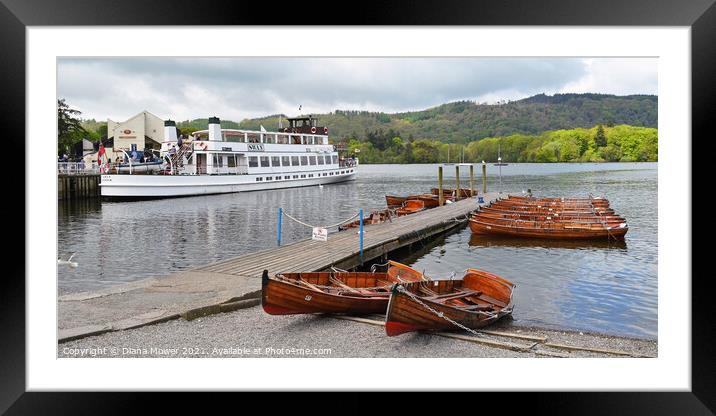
xmin=385 ymin=195 xmax=408 ymax=208
xmin=385 ymin=268 xmax=515 ymax=336
xmin=474 ymin=211 xmax=626 ymax=225
xmin=480 ymin=206 xmax=617 ymax=216
xmin=261 ymin=261 xmax=427 ymax=316
xmin=339 ymin=208 xmax=396 ymax=231
xmin=488 ymin=203 xmax=614 ymax=215
xmin=395 ymin=199 xmax=426 ymax=216
xmin=508 ymin=195 xmax=610 ymax=204
xmin=469 ymin=217 xmax=628 ymax=240
xmin=493 ymin=198 xmax=610 ymax=209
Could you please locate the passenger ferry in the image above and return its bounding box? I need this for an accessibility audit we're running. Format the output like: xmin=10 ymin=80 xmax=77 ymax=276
xmin=99 ymin=116 xmax=358 ymax=199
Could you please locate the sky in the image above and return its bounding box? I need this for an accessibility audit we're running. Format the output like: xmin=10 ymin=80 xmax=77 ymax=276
xmin=57 ymin=57 xmax=657 ymax=122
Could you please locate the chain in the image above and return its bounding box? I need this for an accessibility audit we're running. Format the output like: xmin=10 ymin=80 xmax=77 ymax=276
xmin=395 ymin=285 xmax=508 ymax=336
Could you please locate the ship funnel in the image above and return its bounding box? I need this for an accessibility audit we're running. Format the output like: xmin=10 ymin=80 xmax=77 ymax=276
xmin=208 ymin=116 xmax=222 ymax=141
xmin=164 ymin=119 xmax=178 ymax=142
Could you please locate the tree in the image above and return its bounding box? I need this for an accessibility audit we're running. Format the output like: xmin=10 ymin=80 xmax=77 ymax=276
xmin=58 ymin=98 xmax=86 ymax=155
xmin=594 ymin=124 xmax=607 ymax=147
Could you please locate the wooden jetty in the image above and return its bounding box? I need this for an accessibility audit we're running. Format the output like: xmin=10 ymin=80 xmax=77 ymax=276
xmin=58 ymin=192 xmax=503 ymax=342
xmin=58 ymin=174 xmax=101 ymax=200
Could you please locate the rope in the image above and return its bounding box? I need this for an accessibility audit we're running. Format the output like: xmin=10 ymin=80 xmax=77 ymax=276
xmin=282 ymin=210 xmax=361 ymax=229
xmin=274 ymin=273 xmax=392 ymax=291
xmin=396 ymin=286 xmax=505 ymax=335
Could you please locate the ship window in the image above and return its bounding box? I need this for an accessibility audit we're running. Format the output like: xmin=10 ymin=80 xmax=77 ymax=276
xmin=323 ymin=173 xmax=327 ymax=176
xmin=284 ymin=176 xmax=290 ymax=180
xmin=228 ymin=155 xmax=236 ymax=168
xmin=249 ymin=156 xmax=258 ymax=167
xmin=317 ymin=156 xmax=325 ymax=165
xmin=266 ymin=177 xmax=272 ymax=181
xmin=309 ymin=156 xmax=317 ymax=165
xmin=291 ymin=156 xmax=299 ymax=166
xmin=332 ymin=155 xmax=338 ymax=164
xmin=293 ymin=175 xmax=298 ymax=179
xmin=213 ymin=154 xmax=223 ymax=167
xmin=309 ymin=174 xmax=314 ymax=178
xmin=300 ymin=174 xmax=306 ymax=178
xmin=300 ymin=156 xmax=308 ymax=165
xmin=255 ymin=177 xmax=262 ymax=181
xmin=282 ymin=156 xmax=290 ymax=166
xmin=324 ymin=156 xmax=330 ymax=164
xmin=264 ymin=134 xmax=275 ymax=144
xmin=260 ymin=156 xmax=270 ymax=167
xmin=271 ymin=156 xmax=280 ymax=166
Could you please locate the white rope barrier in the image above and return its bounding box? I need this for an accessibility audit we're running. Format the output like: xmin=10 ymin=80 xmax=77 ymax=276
xmin=282 ymin=210 xmax=361 ymax=229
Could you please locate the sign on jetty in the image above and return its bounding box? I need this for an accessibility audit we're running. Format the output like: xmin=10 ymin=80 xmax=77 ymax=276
xmin=58 ymin=193 xmax=502 ymax=342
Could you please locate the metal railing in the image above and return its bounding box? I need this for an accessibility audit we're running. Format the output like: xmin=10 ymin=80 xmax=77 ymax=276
xmin=57 ymin=162 xmax=100 ymax=175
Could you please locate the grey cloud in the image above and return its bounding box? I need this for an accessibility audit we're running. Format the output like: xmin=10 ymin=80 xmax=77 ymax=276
xmin=57 ymin=57 xmax=654 ymax=121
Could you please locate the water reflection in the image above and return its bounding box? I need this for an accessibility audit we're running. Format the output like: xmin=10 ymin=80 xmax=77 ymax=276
xmin=468 ymin=234 xmax=628 ymax=250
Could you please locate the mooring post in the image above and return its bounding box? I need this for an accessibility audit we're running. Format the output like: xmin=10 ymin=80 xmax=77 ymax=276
xmin=277 ymin=207 xmax=282 ymax=246
xmin=359 ymin=208 xmax=364 ymax=264
xmin=469 ymin=164 xmax=475 ymax=196
xmin=438 ymin=166 xmax=444 ymax=206
xmin=455 ymin=165 xmax=460 ymax=201
xmin=482 ymin=160 xmax=487 ymax=193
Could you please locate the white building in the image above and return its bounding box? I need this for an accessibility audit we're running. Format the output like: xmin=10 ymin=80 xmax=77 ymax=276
xmin=84 ymin=110 xmax=165 ymax=166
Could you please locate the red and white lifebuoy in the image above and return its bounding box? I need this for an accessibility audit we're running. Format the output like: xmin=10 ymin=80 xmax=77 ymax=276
xmin=195 ymin=142 xmax=208 ymax=151
xmin=310 ymin=126 xmax=317 ymax=134
xmin=323 ymin=127 xmax=328 ymax=134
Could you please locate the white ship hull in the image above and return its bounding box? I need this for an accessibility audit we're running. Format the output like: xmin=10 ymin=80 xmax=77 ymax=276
xmin=100 ymin=167 xmax=356 ymax=199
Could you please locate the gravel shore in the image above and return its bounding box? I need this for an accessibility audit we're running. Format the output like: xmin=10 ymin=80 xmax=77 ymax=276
xmin=57 ymin=305 xmax=657 ymax=358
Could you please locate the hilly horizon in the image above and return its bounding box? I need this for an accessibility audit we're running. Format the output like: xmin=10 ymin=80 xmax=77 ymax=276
xmin=174 ymin=92 xmax=657 ymax=144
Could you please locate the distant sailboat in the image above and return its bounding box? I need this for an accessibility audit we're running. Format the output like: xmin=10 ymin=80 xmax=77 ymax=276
xmin=494 ymin=142 xmax=509 ymax=166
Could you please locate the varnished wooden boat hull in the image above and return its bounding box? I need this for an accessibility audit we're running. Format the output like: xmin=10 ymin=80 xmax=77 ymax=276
xmin=385 ymin=270 xmax=515 ymax=336
xmin=481 ymin=206 xmax=617 ymax=216
xmin=474 ymin=213 xmax=626 ymax=227
xmin=493 ymin=199 xmax=611 ymax=209
xmin=487 ymin=205 xmax=615 ymax=215
xmin=262 ymin=272 xmax=390 ymax=315
xmin=508 ymin=195 xmax=610 ymax=204
xmin=262 ymin=262 xmax=427 ymax=315
xmin=386 ymin=195 xmax=407 ymax=207
xmin=469 ymin=218 xmax=628 ymax=240
xmin=339 ymin=209 xmax=395 ymax=230
xmin=396 ymin=199 xmax=426 ymax=216
xmin=476 ymin=211 xmax=625 ymax=223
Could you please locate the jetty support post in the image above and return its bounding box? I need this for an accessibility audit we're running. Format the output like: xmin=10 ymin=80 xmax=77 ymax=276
xmin=482 ymin=160 xmax=487 ymax=193
xmin=277 ymin=207 xmax=282 ymax=246
xmin=455 ymin=165 xmax=460 ymax=201
xmin=469 ymin=164 xmax=475 ymax=196
xmin=438 ymin=166 xmax=444 ymax=206
xmin=359 ymin=208 xmax=364 ymax=264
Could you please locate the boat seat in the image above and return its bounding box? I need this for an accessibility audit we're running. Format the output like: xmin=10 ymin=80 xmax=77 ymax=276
xmin=428 ymin=290 xmax=482 ymax=302
xmin=458 ymin=303 xmax=494 ymax=311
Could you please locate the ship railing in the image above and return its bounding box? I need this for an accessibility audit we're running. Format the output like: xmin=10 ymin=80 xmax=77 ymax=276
xmin=339 ymin=159 xmax=358 ymax=168
xmin=57 ymin=162 xmax=100 ymax=175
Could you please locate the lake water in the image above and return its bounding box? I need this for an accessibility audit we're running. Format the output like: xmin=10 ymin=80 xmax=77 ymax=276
xmin=57 ymin=163 xmax=657 ymax=339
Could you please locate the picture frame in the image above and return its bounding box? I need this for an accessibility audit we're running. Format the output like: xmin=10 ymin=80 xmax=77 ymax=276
xmin=3 ymin=0 xmax=710 ymax=411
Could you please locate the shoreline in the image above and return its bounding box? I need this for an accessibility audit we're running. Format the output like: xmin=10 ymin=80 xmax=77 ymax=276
xmin=57 ymin=304 xmax=657 ymax=358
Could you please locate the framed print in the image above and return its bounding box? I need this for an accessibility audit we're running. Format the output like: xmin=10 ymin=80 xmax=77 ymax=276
xmin=3 ymin=0 xmax=713 ymax=412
